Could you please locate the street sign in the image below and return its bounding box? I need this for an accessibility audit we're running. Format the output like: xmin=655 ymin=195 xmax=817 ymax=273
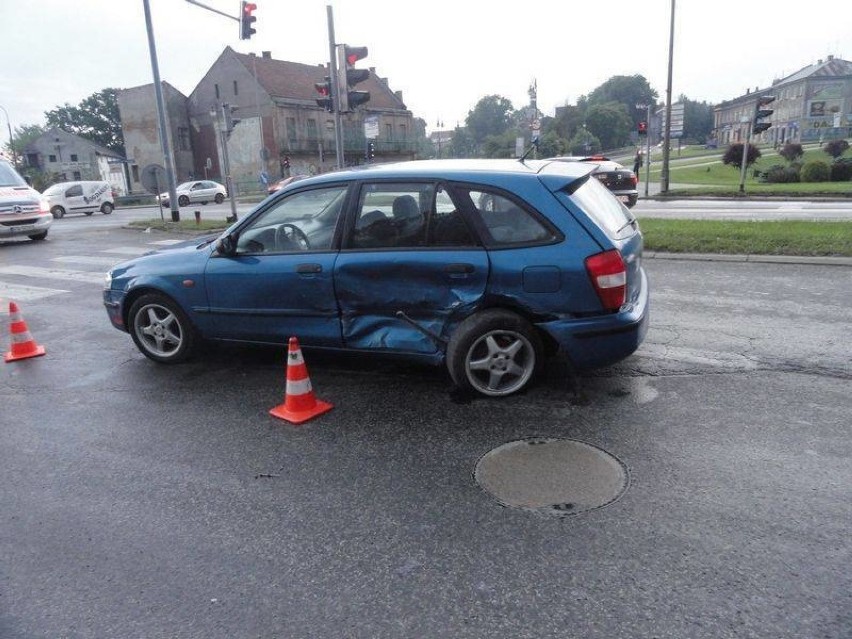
xmin=364 ymin=115 xmax=379 ymax=140
xmin=140 ymin=164 xmax=168 ymax=195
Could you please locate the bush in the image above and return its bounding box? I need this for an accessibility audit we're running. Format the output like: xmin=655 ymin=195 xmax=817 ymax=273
xmin=762 ymin=164 xmax=800 ymax=183
xmin=830 ymin=158 xmax=852 ymax=182
xmin=823 ymin=139 xmax=850 ymax=160
xmin=779 ymin=142 xmax=804 ymax=163
xmin=722 ymin=143 xmax=761 ymax=168
xmin=800 ymin=160 xmax=831 ymax=182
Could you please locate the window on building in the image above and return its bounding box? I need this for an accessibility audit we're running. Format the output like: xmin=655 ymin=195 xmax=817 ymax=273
xmin=233 ymin=80 xmax=238 ymax=96
xmin=286 ymin=117 xmax=297 ymax=142
xmin=131 ymin=165 xmax=140 ymax=182
xmin=72 ymin=171 xmax=82 ymax=181
xmin=399 ymin=124 xmax=407 ymax=139
xmin=178 ymin=127 xmax=190 ymax=152
xmin=215 ymin=83 xmax=220 ymax=99
xmin=385 ymin=124 xmax=393 ymax=139
xmin=49 ymin=155 xmax=57 ymax=163
xmin=306 ymin=119 xmax=318 ymax=141
xmin=70 ymin=154 xmax=78 ymax=162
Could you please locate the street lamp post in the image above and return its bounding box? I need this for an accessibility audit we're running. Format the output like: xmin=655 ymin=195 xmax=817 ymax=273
xmin=636 ymin=103 xmax=653 ymax=197
xmin=0 ymin=104 xmax=18 ymax=167
xmin=436 ymin=119 xmax=443 ymax=158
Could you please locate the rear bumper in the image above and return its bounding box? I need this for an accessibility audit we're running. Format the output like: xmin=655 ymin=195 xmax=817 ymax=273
xmin=537 ymin=268 xmax=649 ymax=369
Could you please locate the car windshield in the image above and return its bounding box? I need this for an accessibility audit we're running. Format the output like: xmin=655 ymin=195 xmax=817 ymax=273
xmin=42 ymin=184 xmax=65 ymax=195
xmin=176 ymin=182 xmax=196 ymax=190
xmin=567 ymin=175 xmax=634 ymax=239
xmin=0 ymin=161 xmax=27 ymax=187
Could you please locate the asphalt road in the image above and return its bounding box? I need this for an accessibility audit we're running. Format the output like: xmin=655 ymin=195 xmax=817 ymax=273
xmin=1 ymin=222 xmax=850 ymax=638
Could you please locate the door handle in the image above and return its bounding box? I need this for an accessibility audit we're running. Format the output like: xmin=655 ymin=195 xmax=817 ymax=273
xmin=296 ymin=263 xmax=322 ymax=274
xmin=444 ymin=263 xmax=475 ymax=275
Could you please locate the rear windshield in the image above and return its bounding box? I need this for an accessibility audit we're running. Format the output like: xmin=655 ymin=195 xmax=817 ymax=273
xmin=568 ymin=176 xmax=634 ymax=238
xmin=0 ymin=161 xmax=27 ymax=188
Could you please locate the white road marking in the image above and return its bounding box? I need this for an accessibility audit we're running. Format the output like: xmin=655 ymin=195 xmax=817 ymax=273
xmin=52 ymin=255 xmax=128 ymax=266
xmin=102 ymin=247 xmax=150 ymax=255
xmin=0 ymin=265 xmax=105 ymax=285
xmin=0 ymin=283 xmax=70 ymax=310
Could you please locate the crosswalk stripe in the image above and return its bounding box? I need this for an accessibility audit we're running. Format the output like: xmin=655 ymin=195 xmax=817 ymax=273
xmin=149 ymin=240 xmax=183 ymax=245
xmin=52 ymin=255 xmax=128 ymax=266
xmin=0 ymin=283 xmax=70 ymax=310
xmin=0 ymin=265 xmax=105 ymax=285
xmin=102 ymin=247 xmax=150 ymax=255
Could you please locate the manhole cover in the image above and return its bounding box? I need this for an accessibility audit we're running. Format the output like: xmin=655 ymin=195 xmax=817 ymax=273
xmin=474 ymin=438 xmax=629 ymax=517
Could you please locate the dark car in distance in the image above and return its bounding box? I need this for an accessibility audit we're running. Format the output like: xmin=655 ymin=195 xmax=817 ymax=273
xmin=548 ymin=156 xmax=639 ymax=208
xmin=104 ymin=159 xmax=649 ymax=397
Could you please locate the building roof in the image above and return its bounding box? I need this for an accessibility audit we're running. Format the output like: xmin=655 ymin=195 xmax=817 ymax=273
xmin=23 ymin=127 xmax=124 ymax=160
xmin=229 ymin=47 xmax=408 ymax=111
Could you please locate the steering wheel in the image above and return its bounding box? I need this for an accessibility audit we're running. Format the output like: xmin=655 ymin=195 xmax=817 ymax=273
xmin=274 ymin=223 xmax=311 ymax=251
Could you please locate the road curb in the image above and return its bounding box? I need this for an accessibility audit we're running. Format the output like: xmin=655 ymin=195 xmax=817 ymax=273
xmin=645 ymin=252 xmax=852 ymax=267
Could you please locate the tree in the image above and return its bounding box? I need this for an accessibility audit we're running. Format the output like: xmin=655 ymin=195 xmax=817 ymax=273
xmin=584 ymin=102 xmax=631 ymax=150
xmin=823 ymin=139 xmax=850 ymax=160
xmin=583 ymin=75 xmax=657 ymax=126
xmin=448 ymin=126 xmax=476 ymax=159
xmin=465 ymin=95 xmax=515 ymax=146
xmin=7 ymin=123 xmax=45 ymax=159
xmin=44 ymin=88 xmax=125 ymax=155
xmin=679 ymin=96 xmax=715 ymax=142
xmin=722 ymin=143 xmax=761 ymax=169
xmin=569 ymin=129 xmax=601 ymax=155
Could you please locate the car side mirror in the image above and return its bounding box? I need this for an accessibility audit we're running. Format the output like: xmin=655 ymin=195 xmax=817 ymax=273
xmin=215 ymin=234 xmax=237 ymax=256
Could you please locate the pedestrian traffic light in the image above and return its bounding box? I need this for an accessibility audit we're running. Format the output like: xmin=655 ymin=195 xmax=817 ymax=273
xmin=239 ymin=1 xmax=257 ymax=40
xmin=367 ymin=141 xmax=375 ymax=160
xmin=337 ymin=44 xmax=370 ymax=112
xmin=223 ymin=104 xmax=240 ymax=135
xmin=753 ymin=95 xmax=775 ymax=135
xmin=282 ymin=156 xmax=290 ymax=169
xmin=637 ymin=121 xmax=648 ymax=135
xmin=314 ymin=77 xmax=334 ymax=112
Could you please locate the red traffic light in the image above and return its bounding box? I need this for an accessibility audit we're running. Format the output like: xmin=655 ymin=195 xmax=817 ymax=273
xmin=344 ymin=46 xmax=368 ymax=66
xmin=240 ymin=1 xmax=257 ymax=40
xmin=638 ymin=121 xmax=648 ymax=135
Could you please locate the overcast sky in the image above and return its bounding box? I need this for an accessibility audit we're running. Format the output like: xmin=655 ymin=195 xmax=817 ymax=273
xmin=2 ymin=0 xmax=851 ymax=138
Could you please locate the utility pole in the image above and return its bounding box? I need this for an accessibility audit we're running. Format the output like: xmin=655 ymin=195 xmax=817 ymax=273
xmin=660 ymin=0 xmax=676 ymax=194
xmin=142 ymin=0 xmax=180 ymax=221
xmin=326 ymin=5 xmax=344 ymax=169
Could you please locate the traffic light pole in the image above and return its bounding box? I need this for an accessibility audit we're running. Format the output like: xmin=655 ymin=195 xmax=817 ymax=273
xmin=739 ymin=121 xmax=752 ymax=194
xmin=326 ymin=5 xmax=344 ymax=169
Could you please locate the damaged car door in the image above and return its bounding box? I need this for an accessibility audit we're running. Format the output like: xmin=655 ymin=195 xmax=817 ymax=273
xmin=334 ymin=181 xmax=488 ymax=354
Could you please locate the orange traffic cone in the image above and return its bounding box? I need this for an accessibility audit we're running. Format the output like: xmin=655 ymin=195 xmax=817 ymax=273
xmin=4 ymin=301 xmax=46 ymax=363
xmin=269 ymin=337 xmax=333 ymax=424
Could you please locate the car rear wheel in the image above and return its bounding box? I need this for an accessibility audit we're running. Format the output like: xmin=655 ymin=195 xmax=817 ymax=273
xmin=178 ymin=195 xmax=190 ymax=207
xmin=51 ymin=206 xmax=65 ymax=219
xmin=446 ymin=309 xmax=542 ymax=397
xmin=101 ymin=202 xmax=114 ymax=214
xmin=128 ymin=293 xmax=196 ymax=364
xmin=214 ymin=193 xmax=224 ymax=204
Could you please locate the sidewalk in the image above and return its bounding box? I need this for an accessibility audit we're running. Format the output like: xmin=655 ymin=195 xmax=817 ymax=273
xmin=645 ymin=251 xmax=852 ymax=267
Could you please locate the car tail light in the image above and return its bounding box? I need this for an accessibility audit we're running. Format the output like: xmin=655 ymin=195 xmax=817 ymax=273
xmin=585 ymin=249 xmax=626 ymax=311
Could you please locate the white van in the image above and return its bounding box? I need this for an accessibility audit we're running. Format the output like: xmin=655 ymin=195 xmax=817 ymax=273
xmin=43 ymin=181 xmax=115 ymax=218
xmin=0 ymin=158 xmax=52 ymax=241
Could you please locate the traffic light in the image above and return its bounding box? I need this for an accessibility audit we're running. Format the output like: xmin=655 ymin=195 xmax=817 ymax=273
xmin=637 ymin=121 xmax=648 ymax=135
xmin=337 ymin=44 xmax=370 ymax=112
xmin=223 ymin=104 xmax=240 ymax=136
xmin=753 ymin=95 xmax=775 ymax=135
xmin=239 ymin=1 xmax=257 ymax=40
xmin=314 ymin=77 xmax=334 ymax=112
xmin=367 ymin=141 xmax=375 ymax=160
xmin=282 ymin=156 xmax=290 ymax=169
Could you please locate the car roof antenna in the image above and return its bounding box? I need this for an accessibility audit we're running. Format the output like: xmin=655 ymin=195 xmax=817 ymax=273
xmin=518 ymin=136 xmax=539 ymax=164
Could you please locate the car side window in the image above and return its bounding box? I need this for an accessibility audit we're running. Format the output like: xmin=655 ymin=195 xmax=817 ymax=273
xmin=350 ymin=183 xmax=427 ymax=249
xmin=234 ymin=186 xmax=347 ymax=254
xmin=465 ymin=189 xmax=555 ymax=246
xmin=66 ymin=185 xmax=83 ymax=197
xmin=427 ymin=185 xmax=477 ymax=247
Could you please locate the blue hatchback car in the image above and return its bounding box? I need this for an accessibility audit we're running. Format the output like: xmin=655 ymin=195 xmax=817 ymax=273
xmin=104 ymin=159 xmax=648 ymax=397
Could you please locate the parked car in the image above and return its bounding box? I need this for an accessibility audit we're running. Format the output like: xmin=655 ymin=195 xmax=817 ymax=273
xmin=42 ymin=180 xmax=114 ymax=218
xmin=159 ymin=180 xmax=227 ymax=207
xmin=104 ymin=159 xmax=649 ymax=397
xmin=267 ymin=174 xmax=307 ymax=195
xmin=547 ymin=156 xmax=639 ymax=208
xmin=0 ymin=158 xmax=52 ymax=241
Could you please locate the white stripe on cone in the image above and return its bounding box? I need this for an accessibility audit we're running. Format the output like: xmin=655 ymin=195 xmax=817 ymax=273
xmin=286 ymin=377 xmax=312 ymax=396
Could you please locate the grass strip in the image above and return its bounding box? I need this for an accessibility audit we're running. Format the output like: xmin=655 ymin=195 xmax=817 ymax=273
xmin=639 ymin=219 xmax=852 ymax=256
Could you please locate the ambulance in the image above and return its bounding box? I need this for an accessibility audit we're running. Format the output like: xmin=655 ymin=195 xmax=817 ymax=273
xmin=43 ymin=180 xmax=115 ymax=218
xmin=0 ymin=158 xmax=52 ymax=241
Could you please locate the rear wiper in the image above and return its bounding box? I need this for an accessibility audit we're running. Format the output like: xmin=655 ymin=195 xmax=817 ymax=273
xmin=615 ymin=217 xmax=637 ymax=235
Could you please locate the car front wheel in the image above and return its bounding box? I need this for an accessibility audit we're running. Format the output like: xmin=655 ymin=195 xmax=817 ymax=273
xmin=446 ymin=309 xmax=542 ymax=397
xmin=128 ymin=293 xmax=196 ymax=363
